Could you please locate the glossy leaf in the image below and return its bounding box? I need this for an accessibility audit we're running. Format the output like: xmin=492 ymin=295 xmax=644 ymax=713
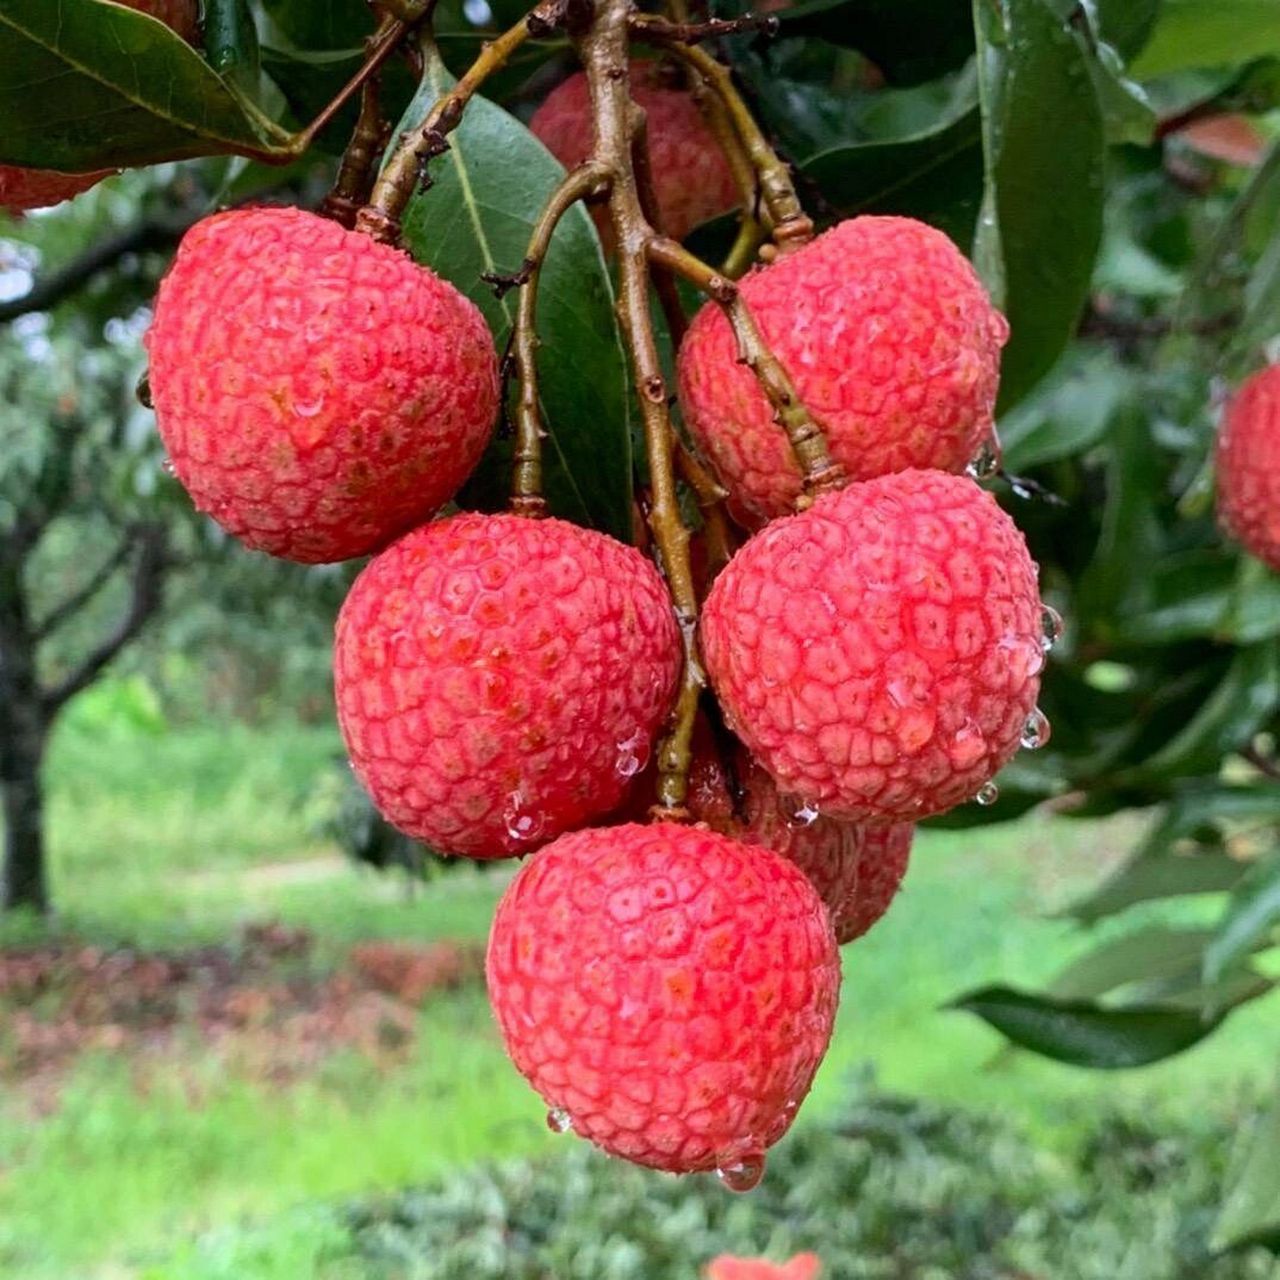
xmin=1205 ymin=856 xmax=1280 ymax=984
xmin=260 ymin=0 xmax=374 ymax=50
xmin=1050 ymin=926 xmax=1217 ymax=1000
xmin=1134 ymin=0 xmax=1280 ymax=78
xmin=204 ymin=0 xmax=261 ymax=95
xmin=800 ymin=106 xmax=984 ymax=248
xmin=950 ymin=984 xmax=1222 ymax=1067
xmin=973 ymin=0 xmax=1106 ymax=409
xmin=1214 ymin=1079 xmax=1280 ymax=1251
xmin=396 ymin=50 xmax=634 ymax=542
xmin=0 ymin=0 xmax=292 ymax=169
xmin=777 ymin=0 xmax=974 ymax=85
xmin=1097 ymin=0 xmax=1163 ymax=60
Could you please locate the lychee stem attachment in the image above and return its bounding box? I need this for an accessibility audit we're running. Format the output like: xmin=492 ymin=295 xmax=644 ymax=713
xmin=509 ymin=161 xmax=612 ymax=517
xmin=320 ymin=66 xmax=392 ymax=228
xmin=356 ymin=7 xmax=558 ymax=242
xmin=629 ymin=21 xmax=814 ymax=254
xmin=648 ymin=236 xmax=846 ymax=507
xmin=578 ymin=0 xmax=704 ymax=818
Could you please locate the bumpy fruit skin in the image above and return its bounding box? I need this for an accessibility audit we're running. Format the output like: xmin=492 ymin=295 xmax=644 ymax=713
xmin=530 ymin=62 xmax=739 ymax=244
xmin=832 ymin=823 xmax=912 ymax=943
xmin=0 ymin=1 xmax=199 ymax=216
xmin=706 ymin=1255 xmax=823 ymax=1280
xmin=1217 ymin=364 xmax=1280 ymax=571
xmin=486 ymin=822 xmax=840 ymax=1173
xmin=334 ymin=514 xmax=680 ymax=858
xmin=701 ymin=469 xmax=1043 ymax=823
xmin=146 ymin=207 xmax=498 ymax=562
xmin=677 ymin=217 xmax=1009 ymax=520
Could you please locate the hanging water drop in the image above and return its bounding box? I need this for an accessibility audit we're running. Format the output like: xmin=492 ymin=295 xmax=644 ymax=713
xmin=1020 ymin=707 xmax=1051 ymax=751
xmin=974 ymin=780 xmax=999 ymax=807
xmin=965 ymin=435 xmax=1001 ymax=481
xmin=715 ymin=1150 xmax=766 ymax=1193
xmin=161 ymin=457 xmax=177 ymax=477
xmin=1040 ymin=605 xmax=1064 ymax=653
xmin=135 ymin=371 xmax=153 ymax=408
xmin=790 ymin=801 xmax=820 ymax=828
xmin=546 ymin=1107 xmax=572 ymax=1134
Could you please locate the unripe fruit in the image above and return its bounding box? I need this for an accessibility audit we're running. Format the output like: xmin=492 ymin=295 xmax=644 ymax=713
xmin=334 ymin=514 xmax=680 ymax=858
xmin=1217 ymin=364 xmax=1280 ymax=571
xmin=677 ymin=217 xmax=1009 ymax=520
xmin=146 ymin=207 xmax=499 ymax=563
xmin=486 ymin=822 xmax=840 ymax=1177
xmin=530 ymin=61 xmax=739 ymax=245
xmin=701 ymin=470 xmax=1044 ymax=824
xmin=0 ymin=0 xmax=200 ymax=215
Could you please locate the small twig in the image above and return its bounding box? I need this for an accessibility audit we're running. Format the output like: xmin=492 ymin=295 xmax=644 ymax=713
xmin=357 ymin=7 xmax=559 ymax=242
xmin=33 ymin=532 xmax=137 ymax=641
xmin=320 ymin=66 xmax=392 ymax=228
xmin=648 ymin=236 xmax=844 ymax=505
xmin=509 ymin=161 xmax=612 ymax=516
xmin=1242 ymin=744 xmax=1280 ymax=782
xmin=630 ymin=19 xmax=812 ymax=252
xmin=631 ymin=12 xmax=779 ymax=42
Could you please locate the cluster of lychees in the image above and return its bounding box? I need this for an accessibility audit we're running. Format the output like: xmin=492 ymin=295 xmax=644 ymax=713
xmin=141 ymin=173 xmax=1052 ymax=1183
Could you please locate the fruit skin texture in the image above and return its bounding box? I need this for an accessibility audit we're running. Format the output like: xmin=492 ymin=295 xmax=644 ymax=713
xmin=146 ymin=206 xmax=498 ymax=563
xmin=1217 ymin=364 xmax=1280 ymax=571
xmin=686 ymin=747 xmax=913 ymax=944
xmin=705 ymin=1255 xmax=823 ymax=1280
xmin=530 ymin=62 xmax=739 ymax=244
xmin=701 ymin=469 xmax=1044 ymax=824
xmin=0 ymin=1 xmax=200 ymax=215
xmin=677 ymin=216 xmax=1009 ymax=520
xmin=486 ymin=822 xmax=840 ymax=1174
xmin=334 ymin=514 xmax=680 ymax=859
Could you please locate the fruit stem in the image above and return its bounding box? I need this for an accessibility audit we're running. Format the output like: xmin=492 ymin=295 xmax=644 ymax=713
xmin=356 ymin=4 xmax=559 ymax=241
xmin=648 ymin=236 xmax=846 ymax=506
xmin=294 ymin=11 xmax=421 ymax=157
xmin=320 ymin=66 xmax=392 ymax=229
xmin=509 ymin=161 xmax=613 ymax=517
xmin=629 ymin=19 xmax=814 ymax=253
xmin=578 ymin=0 xmax=703 ymax=818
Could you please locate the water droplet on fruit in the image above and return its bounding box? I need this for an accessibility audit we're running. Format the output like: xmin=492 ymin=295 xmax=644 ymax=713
xmin=135 ymin=371 xmax=153 ymax=408
xmin=973 ymin=781 xmax=1000 ymax=807
xmin=292 ymin=393 xmax=325 ymax=418
xmin=160 ymin=457 xmax=176 ymax=477
xmin=965 ymin=434 xmax=1001 ymax=480
xmin=614 ymin=727 xmax=649 ymax=780
xmin=716 ymin=1150 xmax=766 ymax=1193
xmin=1020 ymin=707 xmax=1051 ymax=751
xmin=546 ymin=1107 xmax=572 ymax=1134
xmin=346 ymin=758 xmax=356 ymax=771
xmin=790 ymin=801 xmax=820 ymax=828
xmin=503 ymin=790 xmax=545 ymax=845
xmin=1040 ymin=605 xmax=1064 ymax=653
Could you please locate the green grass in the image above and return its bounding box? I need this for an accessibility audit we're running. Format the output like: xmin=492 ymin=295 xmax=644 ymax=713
xmin=0 ymin=699 xmax=1275 ymax=1277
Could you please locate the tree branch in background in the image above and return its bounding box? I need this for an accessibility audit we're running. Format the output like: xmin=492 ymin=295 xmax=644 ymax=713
xmin=42 ymin=524 xmax=168 ymax=713
xmin=33 ymin=532 xmax=138 ymax=641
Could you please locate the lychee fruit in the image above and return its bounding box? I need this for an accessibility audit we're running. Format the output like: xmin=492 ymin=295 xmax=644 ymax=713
xmin=701 ymin=469 xmax=1045 ymax=824
xmin=1217 ymin=364 xmax=1280 ymax=571
xmin=677 ymin=216 xmax=1009 ymax=520
xmin=485 ymin=821 xmax=840 ymax=1177
xmin=705 ymin=1255 xmax=823 ymax=1280
xmin=334 ymin=513 xmax=680 ymax=858
xmin=0 ymin=0 xmax=200 ymax=216
xmin=146 ymin=206 xmax=499 ymax=563
xmin=681 ymin=743 xmax=913 ymax=944
xmin=530 ymin=60 xmax=740 ymax=245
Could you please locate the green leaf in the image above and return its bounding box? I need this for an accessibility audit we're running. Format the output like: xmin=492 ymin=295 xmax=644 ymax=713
xmin=1050 ymin=926 xmax=1217 ymax=1000
xmin=0 ymin=0 xmax=293 ymax=169
xmin=1134 ymin=0 xmax=1280 ymax=77
xmin=950 ymin=984 xmax=1223 ymax=1067
xmin=260 ymin=0 xmax=374 ymax=50
xmin=776 ymin=0 xmax=974 ymax=85
xmin=1214 ymin=1078 xmax=1280 ymax=1251
xmin=1205 ymin=855 xmax=1280 ymax=984
xmin=396 ymin=49 xmax=634 ymax=542
xmin=1096 ymin=0 xmax=1163 ymax=61
xmin=204 ymin=0 xmax=261 ymax=95
xmin=800 ymin=106 xmax=984 ymax=249
xmin=1127 ymin=641 xmax=1280 ymax=780
xmin=972 ymin=0 xmax=1106 ymax=410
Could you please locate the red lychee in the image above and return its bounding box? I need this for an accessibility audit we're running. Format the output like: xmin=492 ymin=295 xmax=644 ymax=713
xmin=530 ymin=60 xmax=740 ymax=245
xmin=145 ymin=206 xmax=499 ymax=563
xmin=0 ymin=0 xmax=200 ymax=216
xmin=700 ymin=469 xmax=1045 ymax=824
xmin=706 ymin=1255 xmax=823 ymax=1280
xmin=485 ymin=822 xmax=840 ymax=1177
xmin=1217 ymin=364 xmax=1280 ymax=571
xmin=334 ymin=513 xmax=680 ymax=859
xmin=677 ymin=216 xmax=1009 ymax=520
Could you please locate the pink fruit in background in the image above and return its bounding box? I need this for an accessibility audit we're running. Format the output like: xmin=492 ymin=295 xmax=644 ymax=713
xmin=1217 ymin=364 xmax=1280 ymax=571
